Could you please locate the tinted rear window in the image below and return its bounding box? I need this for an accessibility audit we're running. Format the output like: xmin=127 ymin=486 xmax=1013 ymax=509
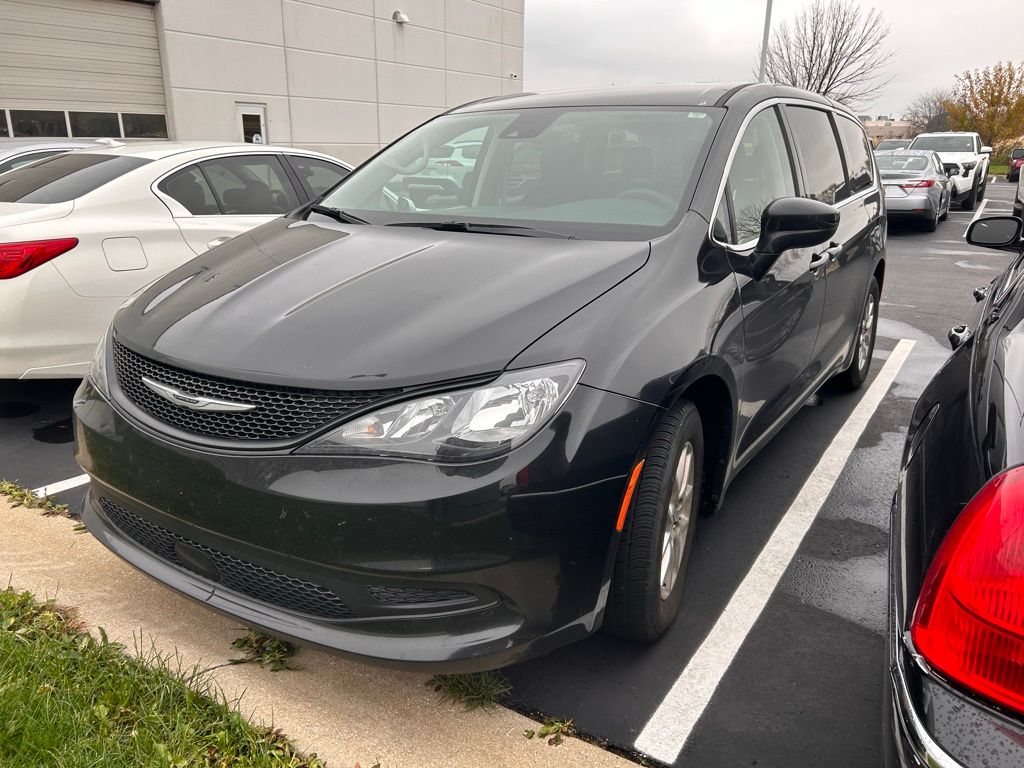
xmin=0 ymin=153 xmax=150 ymax=203
xmin=785 ymin=107 xmax=847 ymax=204
xmin=1012 ymin=149 xmax=1024 ymax=159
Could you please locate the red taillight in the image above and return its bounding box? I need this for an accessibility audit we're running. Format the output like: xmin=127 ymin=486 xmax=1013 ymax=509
xmin=911 ymin=466 xmax=1024 ymax=716
xmin=898 ymin=179 xmax=936 ymax=191
xmin=0 ymin=238 xmax=78 ymax=280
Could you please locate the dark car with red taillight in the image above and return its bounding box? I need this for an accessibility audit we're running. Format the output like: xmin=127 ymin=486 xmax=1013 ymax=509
xmin=886 ymin=214 xmax=1024 ymax=766
xmin=1008 ymin=147 xmax=1023 ymax=182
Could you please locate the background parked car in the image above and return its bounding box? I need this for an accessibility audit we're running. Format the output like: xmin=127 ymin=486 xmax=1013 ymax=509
xmin=1009 ymin=147 xmax=1024 ymax=181
xmin=874 ymin=138 xmax=912 ymax=151
xmin=0 ymin=138 xmax=110 ymax=175
xmin=885 ymin=215 xmax=1024 ymax=767
xmin=875 ymin=149 xmax=955 ymax=231
xmin=908 ymin=131 xmax=991 ymax=210
xmin=1015 ymin=168 xmax=1023 ymax=220
xmin=0 ymin=143 xmax=350 ymax=379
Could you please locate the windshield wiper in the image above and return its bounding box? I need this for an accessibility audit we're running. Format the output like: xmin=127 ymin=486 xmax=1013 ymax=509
xmin=386 ymin=220 xmax=575 ymax=239
xmin=308 ymin=204 xmax=368 ymax=225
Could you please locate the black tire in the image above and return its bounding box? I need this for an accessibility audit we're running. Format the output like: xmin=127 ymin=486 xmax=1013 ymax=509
xmin=978 ymin=177 xmax=987 ymax=201
xmin=605 ymin=400 xmax=704 ymax=643
xmin=922 ymin=207 xmax=938 ymax=232
xmin=962 ymin=181 xmax=977 ymax=211
xmin=833 ymin=277 xmax=880 ymax=391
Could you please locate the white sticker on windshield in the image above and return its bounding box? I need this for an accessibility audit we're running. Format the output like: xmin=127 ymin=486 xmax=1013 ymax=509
xmin=687 ymin=112 xmax=707 ymax=119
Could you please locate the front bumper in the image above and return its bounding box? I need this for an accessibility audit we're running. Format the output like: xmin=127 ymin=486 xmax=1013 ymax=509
xmin=74 ymin=376 xmax=659 ymax=671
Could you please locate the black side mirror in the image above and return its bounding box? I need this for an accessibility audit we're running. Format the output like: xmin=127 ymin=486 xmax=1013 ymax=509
xmin=966 ymin=216 xmax=1023 ymax=251
xmin=734 ymin=197 xmax=840 ymax=280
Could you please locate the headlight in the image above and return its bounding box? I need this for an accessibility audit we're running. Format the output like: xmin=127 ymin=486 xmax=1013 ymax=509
xmin=89 ymin=324 xmax=112 ymax=397
xmin=962 ymin=161 xmax=977 ymax=175
xmin=297 ymin=360 xmax=585 ymax=461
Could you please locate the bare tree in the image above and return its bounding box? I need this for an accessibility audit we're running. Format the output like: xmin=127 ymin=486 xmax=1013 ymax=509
xmin=903 ymin=90 xmax=951 ymax=134
xmin=756 ymin=0 xmax=895 ymax=110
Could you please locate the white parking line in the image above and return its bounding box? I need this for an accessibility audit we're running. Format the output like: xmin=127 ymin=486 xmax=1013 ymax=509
xmin=33 ymin=474 xmax=90 ymax=497
xmin=633 ymin=338 xmax=915 ymax=764
xmin=963 ymin=199 xmax=988 ymax=238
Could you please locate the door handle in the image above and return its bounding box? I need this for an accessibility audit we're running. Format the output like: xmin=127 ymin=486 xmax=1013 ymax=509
xmin=206 ymin=236 xmax=232 ymax=250
xmin=809 ymin=243 xmax=840 ymax=271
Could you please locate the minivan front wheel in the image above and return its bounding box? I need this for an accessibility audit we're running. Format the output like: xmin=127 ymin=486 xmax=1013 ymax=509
xmin=605 ymin=400 xmax=704 ymax=642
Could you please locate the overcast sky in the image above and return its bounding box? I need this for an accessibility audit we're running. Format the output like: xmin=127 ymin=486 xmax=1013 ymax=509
xmin=523 ymin=0 xmax=1021 ymax=117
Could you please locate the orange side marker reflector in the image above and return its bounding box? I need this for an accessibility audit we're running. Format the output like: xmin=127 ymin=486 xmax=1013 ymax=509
xmin=616 ymin=460 xmax=645 ymax=532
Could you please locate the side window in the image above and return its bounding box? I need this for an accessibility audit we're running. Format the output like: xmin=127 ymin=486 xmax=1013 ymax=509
xmin=286 ymin=155 xmax=350 ymax=198
xmin=198 ymin=155 xmax=300 ymax=215
xmin=835 ymin=116 xmax=874 ymax=196
xmin=716 ymin=108 xmax=796 ymax=244
xmin=786 ymin=107 xmax=847 ymax=205
xmin=158 ymin=166 xmax=219 ymax=215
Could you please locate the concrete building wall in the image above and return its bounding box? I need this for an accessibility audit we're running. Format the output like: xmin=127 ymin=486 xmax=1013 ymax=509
xmin=157 ymin=0 xmax=525 ymax=164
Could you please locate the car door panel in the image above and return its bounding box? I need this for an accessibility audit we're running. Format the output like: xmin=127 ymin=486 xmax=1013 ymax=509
xmin=783 ymin=105 xmax=877 ymax=374
xmin=713 ymin=106 xmax=828 ymax=458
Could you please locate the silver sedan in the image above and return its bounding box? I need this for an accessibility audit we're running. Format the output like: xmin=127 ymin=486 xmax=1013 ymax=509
xmin=876 ymin=149 xmax=958 ymax=231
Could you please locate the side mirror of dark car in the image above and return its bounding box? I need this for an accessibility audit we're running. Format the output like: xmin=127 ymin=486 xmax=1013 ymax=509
xmin=735 ymin=198 xmax=840 ymax=280
xmin=966 ymin=216 xmax=1024 ymax=251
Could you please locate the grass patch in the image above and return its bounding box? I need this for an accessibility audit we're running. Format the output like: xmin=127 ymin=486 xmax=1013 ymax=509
xmin=0 ymin=587 xmax=324 ymax=767
xmin=989 ymin=164 xmax=1009 ymax=176
xmin=426 ymin=671 xmax=511 ymax=711
xmin=0 ymin=479 xmax=69 ymax=517
xmin=230 ymin=630 xmax=299 ymax=672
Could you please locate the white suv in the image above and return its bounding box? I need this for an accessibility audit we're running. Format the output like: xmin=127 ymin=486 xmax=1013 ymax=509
xmin=908 ymin=132 xmax=991 ymax=210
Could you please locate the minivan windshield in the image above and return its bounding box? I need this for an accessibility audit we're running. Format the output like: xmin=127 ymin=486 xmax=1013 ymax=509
xmin=0 ymin=153 xmax=151 ymax=204
xmin=909 ymin=136 xmax=976 ymax=153
xmin=320 ymin=106 xmax=723 ymax=240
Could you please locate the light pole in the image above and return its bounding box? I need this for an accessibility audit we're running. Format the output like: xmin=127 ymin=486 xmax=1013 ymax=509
xmin=757 ymin=0 xmax=774 ymax=83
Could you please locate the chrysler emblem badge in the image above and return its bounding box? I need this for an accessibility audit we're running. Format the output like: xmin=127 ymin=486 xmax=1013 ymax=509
xmin=141 ymin=376 xmax=255 ymax=413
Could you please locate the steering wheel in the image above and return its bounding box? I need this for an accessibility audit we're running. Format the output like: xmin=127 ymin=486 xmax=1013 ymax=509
xmin=616 ymin=188 xmax=676 ymax=211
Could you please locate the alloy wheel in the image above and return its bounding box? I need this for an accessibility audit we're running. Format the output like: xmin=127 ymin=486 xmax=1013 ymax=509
xmin=660 ymin=441 xmax=695 ymax=600
xmin=858 ymin=293 xmax=876 ymax=372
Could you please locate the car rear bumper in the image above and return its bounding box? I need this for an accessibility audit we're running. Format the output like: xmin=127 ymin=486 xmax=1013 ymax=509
xmin=74 ymin=376 xmax=659 ymax=671
xmin=884 ymin=195 xmax=936 ymax=216
xmin=886 ymin=641 xmax=966 ymax=768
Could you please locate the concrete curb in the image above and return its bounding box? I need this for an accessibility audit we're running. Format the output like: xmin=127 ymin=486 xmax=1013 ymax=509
xmin=0 ymin=501 xmax=631 ymax=768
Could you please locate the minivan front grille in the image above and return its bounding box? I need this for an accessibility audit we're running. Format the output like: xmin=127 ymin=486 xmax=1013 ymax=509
xmin=112 ymin=340 xmax=399 ymax=442
xmin=98 ymin=497 xmax=355 ymax=620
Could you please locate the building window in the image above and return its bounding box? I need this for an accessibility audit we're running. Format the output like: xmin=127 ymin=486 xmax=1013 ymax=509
xmin=122 ymin=113 xmax=168 ymax=139
xmin=10 ymin=110 xmax=69 ymax=137
xmin=69 ymin=112 xmax=120 ymax=138
xmin=0 ymin=111 xmax=9 ymax=138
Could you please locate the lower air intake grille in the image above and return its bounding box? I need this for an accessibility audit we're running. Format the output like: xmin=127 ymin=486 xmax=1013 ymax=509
xmin=367 ymin=585 xmax=474 ymax=605
xmin=98 ymin=497 xmax=354 ymax=620
xmin=112 ymin=339 xmax=400 ymax=442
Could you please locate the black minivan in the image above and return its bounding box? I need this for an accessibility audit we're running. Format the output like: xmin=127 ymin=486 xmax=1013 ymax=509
xmin=75 ymin=83 xmax=885 ymax=671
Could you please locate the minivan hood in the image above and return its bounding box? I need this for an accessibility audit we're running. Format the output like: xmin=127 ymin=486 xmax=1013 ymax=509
xmin=114 ymin=217 xmax=649 ymax=390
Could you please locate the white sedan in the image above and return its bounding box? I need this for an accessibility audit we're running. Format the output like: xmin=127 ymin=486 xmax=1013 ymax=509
xmin=0 ymin=142 xmax=351 ymax=378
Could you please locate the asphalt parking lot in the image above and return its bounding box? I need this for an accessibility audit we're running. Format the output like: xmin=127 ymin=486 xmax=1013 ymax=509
xmin=1 ymin=178 xmax=1019 ymax=767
